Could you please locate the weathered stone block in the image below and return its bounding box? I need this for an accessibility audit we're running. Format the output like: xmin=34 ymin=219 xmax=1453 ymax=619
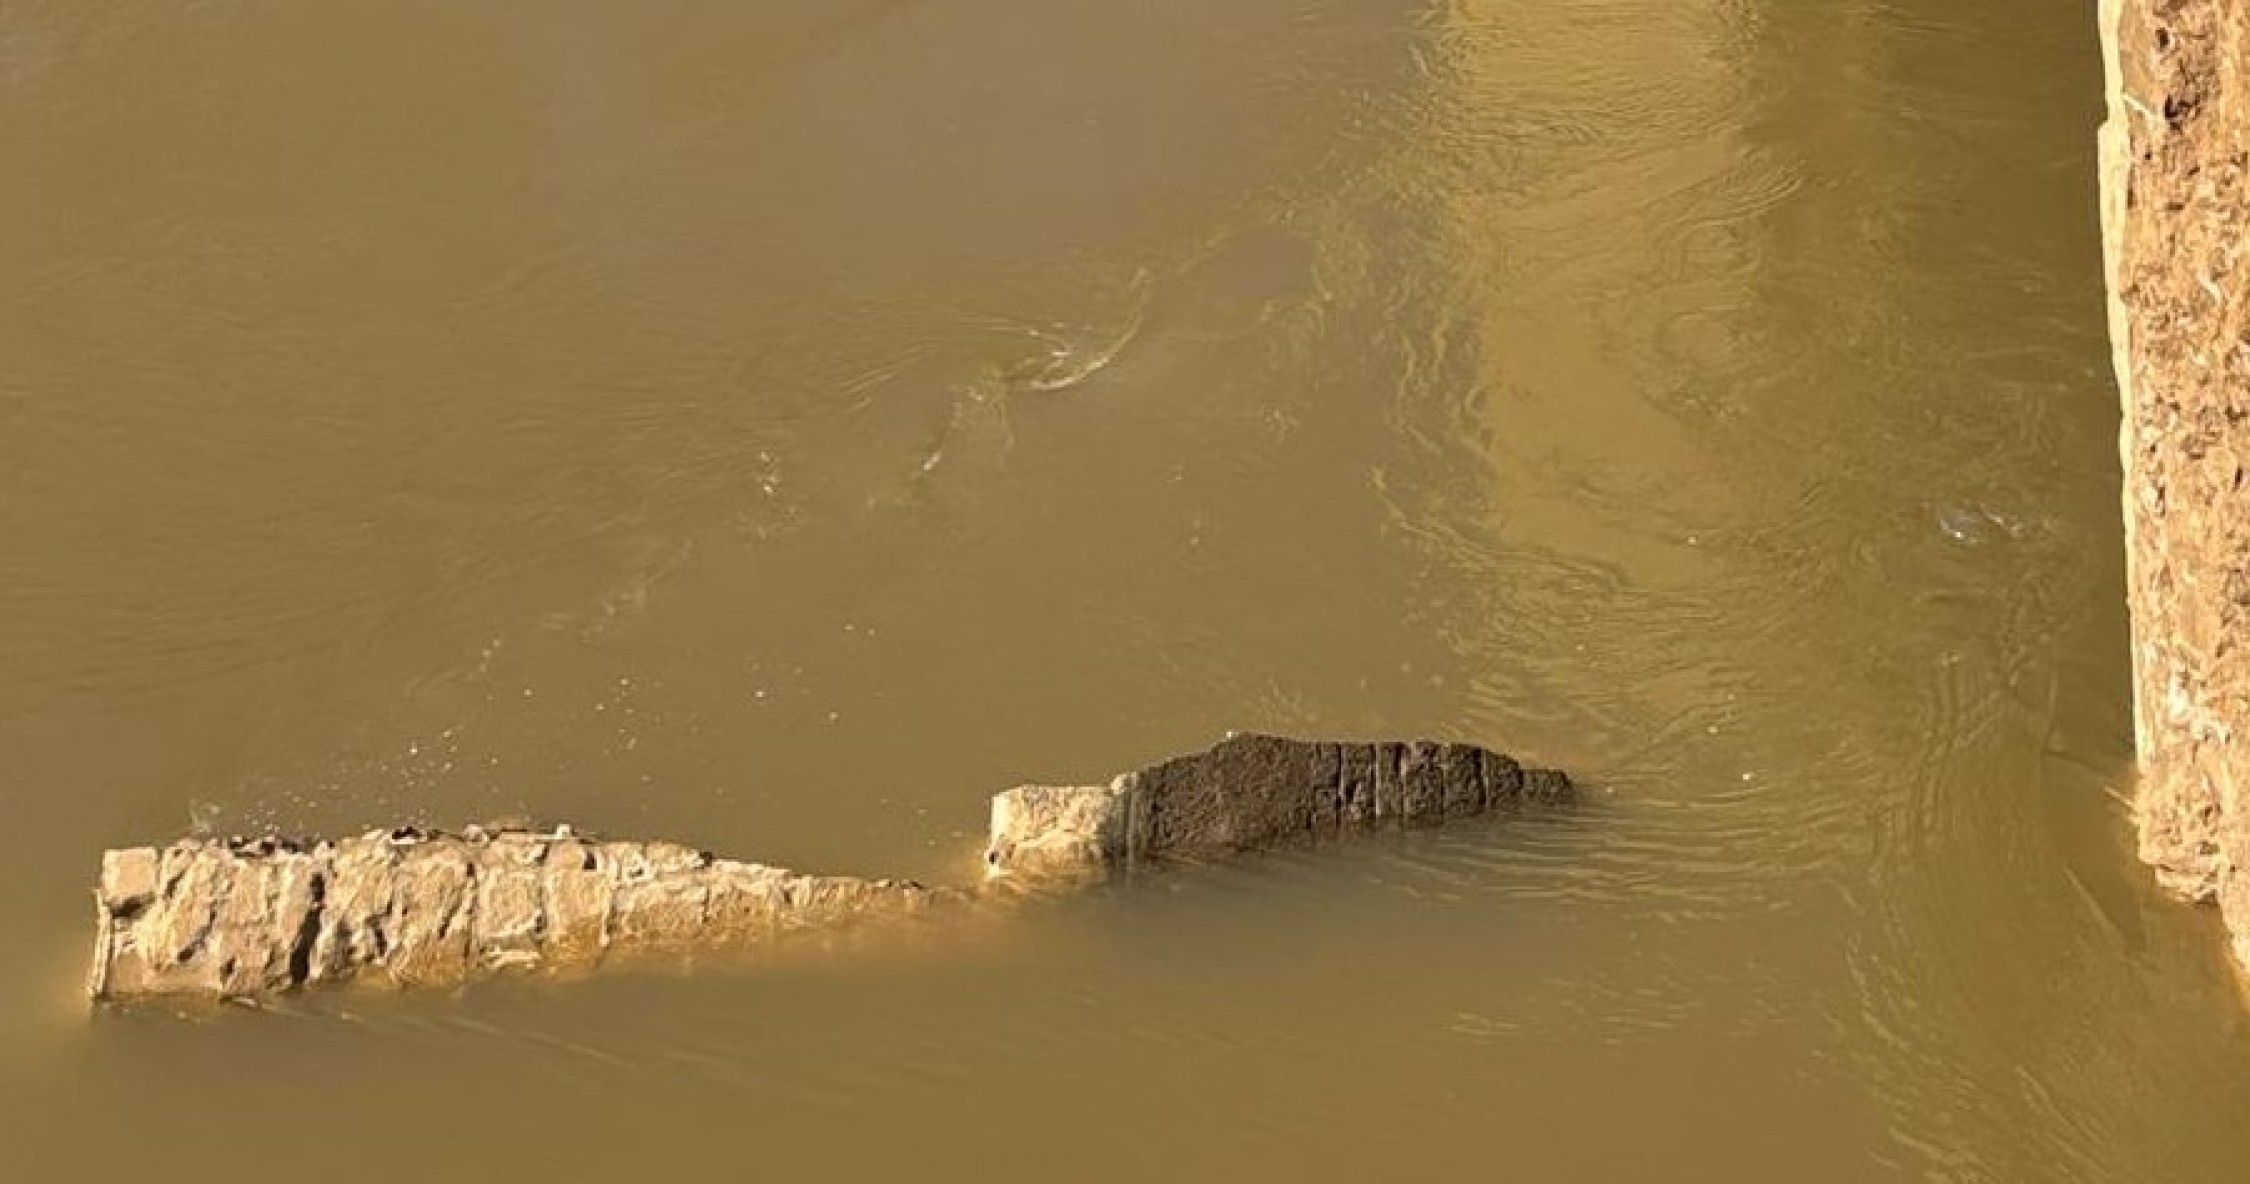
xmin=469 ymin=836 xmax=547 ymax=968
xmin=2103 ymin=0 xmax=2250 ymax=972
xmin=984 ymin=782 xmax=1145 ymax=878
xmin=381 ymin=843 xmax=474 ymax=986
xmin=309 ymin=836 xmax=398 ymax=983
xmin=541 ymin=840 xmax=613 ymax=959
xmin=88 ymin=733 xmax=1572 ymax=1003
xmin=98 ymin=848 xmax=159 ymax=917
xmin=704 ymin=862 xmax=793 ymax=933
xmin=610 ymin=877 xmax=710 ymax=945
xmin=983 ymin=733 xmax=1572 ymax=879
xmin=1135 ymin=733 xmax=1344 ymax=854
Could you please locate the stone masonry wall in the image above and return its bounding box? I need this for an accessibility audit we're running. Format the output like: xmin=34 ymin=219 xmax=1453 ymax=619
xmin=2102 ymin=0 xmax=2250 ymax=965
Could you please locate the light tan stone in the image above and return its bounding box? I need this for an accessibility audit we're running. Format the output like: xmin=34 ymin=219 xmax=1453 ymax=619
xmin=469 ymin=836 xmax=547 ymax=968
xmin=88 ymin=734 xmax=1570 ymax=1003
xmin=98 ymin=848 xmax=159 ymax=916
xmin=2104 ymin=0 xmax=2250 ymax=968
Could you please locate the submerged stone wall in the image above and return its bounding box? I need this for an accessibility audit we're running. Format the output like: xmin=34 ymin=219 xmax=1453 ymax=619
xmin=90 ymin=734 xmax=1572 ymax=1002
xmin=985 ymin=735 xmax=1571 ymax=879
xmin=2102 ymin=1 xmax=2250 ymax=965
xmin=88 ymin=828 xmax=939 ymax=1000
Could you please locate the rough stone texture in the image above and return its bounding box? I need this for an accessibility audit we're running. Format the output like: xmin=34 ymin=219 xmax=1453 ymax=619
xmin=983 ymin=733 xmax=1573 ymax=880
xmin=89 ymin=827 xmax=932 ymax=1001
xmin=91 ymin=733 xmax=1572 ymax=1002
xmin=2103 ymin=0 xmax=2250 ymax=967
xmin=984 ymin=783 xmax=1146 ymax=878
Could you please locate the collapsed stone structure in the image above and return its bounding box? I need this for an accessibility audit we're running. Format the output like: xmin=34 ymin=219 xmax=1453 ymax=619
xmin=985 ymin=734 xmax=1571 ymax=879
xmin=88 ymin=734 xmax=1572 ymax=1002
xmin=87 ymin=828 xmax=938 ymax=1000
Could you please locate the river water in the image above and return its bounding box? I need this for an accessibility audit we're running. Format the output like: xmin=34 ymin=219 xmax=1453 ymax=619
xmin=4 ymin=0 xmax=2247 ymax=1179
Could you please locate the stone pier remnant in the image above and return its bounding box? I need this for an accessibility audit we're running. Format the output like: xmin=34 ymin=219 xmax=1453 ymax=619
xmin=984 ymin=733 xmax=1572 ymax=879
xmin=88 ymin=733 xmax=1572 ymax=1002
xmin=87 ymin=828 xmax=937 ymax=1000
xmin=2101 ymin=0 xmax=2250 ymax=968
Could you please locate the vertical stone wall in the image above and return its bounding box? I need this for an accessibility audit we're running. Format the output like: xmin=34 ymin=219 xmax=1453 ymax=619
xmin=2102 ymin=0 xmax=2250 ymax=965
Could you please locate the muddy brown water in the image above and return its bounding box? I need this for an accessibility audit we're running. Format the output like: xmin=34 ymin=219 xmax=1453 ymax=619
xmin=3 ymin=1 xmax=2246 ymax=1179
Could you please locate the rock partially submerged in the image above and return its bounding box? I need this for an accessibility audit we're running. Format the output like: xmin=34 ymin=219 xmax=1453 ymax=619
xmin=984 ymin=733 xmax=1571 ymax=879
xmin=89 ymin=734 xmax=1570 ymax=1003
xmin=88 ymin=829 xmax=934 ymax=1000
